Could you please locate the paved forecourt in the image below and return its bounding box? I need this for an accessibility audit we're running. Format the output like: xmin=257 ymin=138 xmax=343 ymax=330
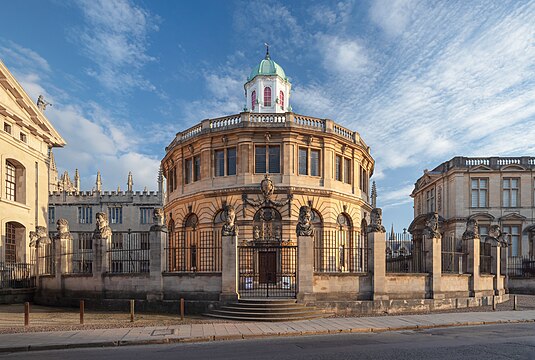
xmin=1 ymin=310 xmax=535 ymax=353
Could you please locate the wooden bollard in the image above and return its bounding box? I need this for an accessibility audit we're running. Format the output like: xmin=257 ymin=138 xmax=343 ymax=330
xmin=492 ymin=296 xmax=496 ymax=311
xmin=24 ymin=302 xmax=30 ymax=326
xmin=130 ymin=300 xmax=135 ymax=322
xmin=514 ymin=295 xmax=518 ymax=310
xmin=180 ymin=298 xmax=185 ymax=321
xmin=80 ymin=300 xmax=85 ymax=325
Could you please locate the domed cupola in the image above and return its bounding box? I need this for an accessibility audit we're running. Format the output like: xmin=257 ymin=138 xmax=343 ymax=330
xmin=244 ymin=45 xmax=291 ymax=114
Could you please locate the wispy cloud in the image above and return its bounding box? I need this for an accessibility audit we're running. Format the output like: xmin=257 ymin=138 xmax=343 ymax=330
xmin=317 ymin=35 xmax=369 ymax=76
xmin=74 ymin=0 xmax=159 ymax=92
xmin=369 ymin=0 xmax=417 ymax=36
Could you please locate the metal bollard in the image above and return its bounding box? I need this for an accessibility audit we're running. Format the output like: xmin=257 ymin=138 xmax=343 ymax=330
xmin=180 ymin=298 xmax=185 ymax=321
xmin=80 ymin=300 xmax=85 ymax=325
xmin=24 ymin=302 xmax=30 ymax=326
xmin=130 ymin=299 xmax=135 ymax=322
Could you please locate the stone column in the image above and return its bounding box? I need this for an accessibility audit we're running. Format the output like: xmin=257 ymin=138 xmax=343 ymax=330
xmin=297 ymin=235 xmax=315 ymax=302
xmin=368 ymin=231 xmax=388 ymax=300
xmin=220 ymin=235 xmax=239 ymax=302
xmin=424 ymin=235 xmax=443 ymax=299
xmin=465 ymin=236 xmax=481 ymax=297
xmin=492 ymin=245 xmax=505 ymax=296
xmin=501 ymin=245 xmax=509 ymax=293
xmin=147 ymin=226 xmax=166 ymax=301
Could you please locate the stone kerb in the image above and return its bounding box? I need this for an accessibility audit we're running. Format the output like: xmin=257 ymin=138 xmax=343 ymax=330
xmin=423 ymin=234 xmax=443 ymax=299
xmin=297 ymin=235 xmax=314 ymax=302
xmin=220 ymin=235 xmax=238 ymax=302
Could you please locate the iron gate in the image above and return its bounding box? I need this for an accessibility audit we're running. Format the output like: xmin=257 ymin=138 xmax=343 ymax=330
xmin=238 ymin=244 xmax=297 ymax=298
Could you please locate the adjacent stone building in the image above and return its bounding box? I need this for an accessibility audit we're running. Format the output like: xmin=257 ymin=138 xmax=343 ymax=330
xmin=0 ymin=60 xmax=65 ymax=265
xmin=48 ymin=166 xmax=164 ymax=234
xmin=410 ymin=156 xmax=535 ymax=257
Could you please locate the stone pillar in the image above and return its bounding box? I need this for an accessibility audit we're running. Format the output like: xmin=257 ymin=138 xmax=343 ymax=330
xmin=369 ymin=231 xmax=388 ymax=300
xmin=93 ymin=235 xmax=110 ymax=276
xmin=147 ymin=226 xmax=166 ymax=301
xmin=501 ymin=246 xmax=509 ymax=293
xmin=424 ymin=235 xmax=443 ymax=299
xmin=220 ymin=235 xmax=238 ymax=302
xmin=297 ymin=235 xmax=315 ymax=302
xmin=492 ymin=245 xmax=505 ymax=296
xmin=465 ymin=237 xmax=481 ymax=297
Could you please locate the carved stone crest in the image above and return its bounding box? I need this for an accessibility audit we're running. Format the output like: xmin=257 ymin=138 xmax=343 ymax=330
xmin=260 ymin=175 xmax=274 ymax=201
xmin=367 ymin=208 xmax=386 ymax=233
xmin=296 ymin=205 xmax=314 ymax=236
xmin=221 ymin=204 xmax=238 ymax=236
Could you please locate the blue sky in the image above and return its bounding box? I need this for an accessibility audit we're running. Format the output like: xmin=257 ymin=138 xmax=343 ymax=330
xmin=1 ymin=0 xmax=534 ymax=230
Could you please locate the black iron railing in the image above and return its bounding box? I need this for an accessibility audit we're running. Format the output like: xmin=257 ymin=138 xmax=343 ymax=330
xmin=386 ymin=233 xmax=426 ymax=273
xmin=480 ymin=242 xmax=493 ymax=274
xmin=441 ymin=236 xmax=466 ymax=274
xmin=0 ymin=262 xmax=35 ymax=289
xmin=108 ymin=231 xmax=150 ymax=274
xmin=508 ymin=256 xmax=535 ymax=278
xmin=166 ymin=230 xmax=221 ymax=272
xmin=61 ymin=232 xmax=94 ymax=274
xmin=314 ymin=230 xmax=367 ymax=273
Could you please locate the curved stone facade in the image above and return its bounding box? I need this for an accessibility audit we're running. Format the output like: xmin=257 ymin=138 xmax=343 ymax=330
xmin=162 ymin=111 xmax=375 ymax=241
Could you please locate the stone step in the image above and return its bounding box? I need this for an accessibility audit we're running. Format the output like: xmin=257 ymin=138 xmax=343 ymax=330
xmin=209 ymin=309 xmax=322 ymax=318
xmin=220 ymin=306 xmax=312 ymax=313
xmin=204 ymin=312 xmax=325 ymax=322
xmin=237 ymin=299 xmax=299 ymax=306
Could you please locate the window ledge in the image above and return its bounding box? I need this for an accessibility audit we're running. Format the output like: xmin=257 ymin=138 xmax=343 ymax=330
xmin=0 ymin=198 xmax=30 ymax=210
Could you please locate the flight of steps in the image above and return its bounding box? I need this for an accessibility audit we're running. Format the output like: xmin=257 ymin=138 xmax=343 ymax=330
xmin=204 ymin=299 xmax=326 ymax=321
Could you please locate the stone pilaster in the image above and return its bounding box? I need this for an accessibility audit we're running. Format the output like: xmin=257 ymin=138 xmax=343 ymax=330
xmin=369 ymin=231 xmax=388 ymax=300
xmin=220 ymin=235 xmax=238 ymax=302
xmin=465 ymin=237 xmax=482 ymax=297
xmin=501 ymin=245 xmax=509 ymax=293
xmin=297 ymin=235 xmax=315 ymax=302
xmin=424 ymin=235 xmax=443 ymax=299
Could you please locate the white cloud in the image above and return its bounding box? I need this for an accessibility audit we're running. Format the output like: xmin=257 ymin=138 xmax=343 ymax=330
xmin=369 ymin=0 xmax=417 ymax=36
xmin=318 ymin=35 xmax=369 ymax=75
xmin=0 ymin=41 xmax=50 ymax=73
xmin=75 ymin=0 xmax=158 ymax=92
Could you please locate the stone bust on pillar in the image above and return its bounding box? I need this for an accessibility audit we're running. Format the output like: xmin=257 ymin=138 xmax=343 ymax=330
xmin=367 ymin=208 xmax=386 ymax=233
xmin=150 ymin=208 xmax=166 ymax=231
xmin=423 ymin=212 xmax=441 ymax=239
xmin=29 ymin=226 xmax=51 ymax=247
xmin=296 ymin=205 xmax=314 ymax=236
xmin=94 ymin=212 xmax=112 ymax=240
xmin=56 ymin=218 xmax=73 ymax=241
xmin=221 ymin=205 xmax=238 ymax=236
xmin=462 ymin=218 xmax=480 ymax=240
xmin=485 ymin=224 xmax=509 ymax=247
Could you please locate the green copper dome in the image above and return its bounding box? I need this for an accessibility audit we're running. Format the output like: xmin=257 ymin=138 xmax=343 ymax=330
xmin=247 ymin=57 xmax=287 ymax=82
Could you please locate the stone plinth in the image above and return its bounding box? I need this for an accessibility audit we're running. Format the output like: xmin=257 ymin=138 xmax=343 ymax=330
xmin=297 ymin=235 xmax=315 ymax=302
xmin=424 ymin=235 xmax=443 ymax=299
xmin=465 ymin=237 xmax=482 ymax=297
xmin=369 ymin=231 xmax=388 ymax=300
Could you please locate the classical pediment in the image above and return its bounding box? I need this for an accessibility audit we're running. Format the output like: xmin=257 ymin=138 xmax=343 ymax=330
xmin=0 ymin=61 xmax=65 ymax=147
xmin=470 ymin=165 xmax=492 ymax=171
xmin=500 ymin=164 xmax=526 ymax=171
xmin=499 ymin=213 xmax=526 ymax=222
xmin=468 ymin=212 xmax=495 ymax=221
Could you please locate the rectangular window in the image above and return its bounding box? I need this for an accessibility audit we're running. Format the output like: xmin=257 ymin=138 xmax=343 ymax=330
xmin=310 ymin=149 xmax=320 ymax=177
xmin=426 ymin=188 xmax=436 ymax=213
xmin=5 ymin=161 xmax=16 ymax=201
xmin=19 ymin=132 xmax=27 ymax=143
xmin=227 ymin=148 xmax=237 ymax=176
xmin=503 ymin=178 xmax=519 ymax=207
xmin=335 ymin=155 xmax=342 ymax=181
xmin=3 ymin=122 xmax=12 ymax=134
xmin=471 ymin=178 xmax=488 ymax=208
xmin=215 ymin=150 xmax=224 ymax=177
xmin=78 ymin=206 xmax=92 ymax=224
xmin=255 ymin=146 xmax=266 ymax=173
xmin=299 ymin=148 xmax=308 ymax=175
xmin=193 ymin=155 xmax=201 ymax=182
xmin=139 ymin=207 xmax=154 ymax=224
xmin=360 ymin=166 xmax=369 ymax=194
xmin=48 ymin=206 xmax=55 ymax=224
xmin=108 ymin=207 xmax=122 ymax=224
xmin=185 ymin=158 xmax=192 ymax=184
xmin=344 ymin=158 xmax=351 ymax=184
xmin=503 ymin=225 xmax=520 ymax=256
xmin=479 ymin=225 xmax=489 ymax=240
xmin=268 ymin=146 xmax=280 ymax=173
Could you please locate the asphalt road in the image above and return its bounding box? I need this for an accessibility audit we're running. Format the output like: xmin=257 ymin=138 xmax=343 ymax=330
xmin=2 ymin=323 xmax=535 ymax=360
